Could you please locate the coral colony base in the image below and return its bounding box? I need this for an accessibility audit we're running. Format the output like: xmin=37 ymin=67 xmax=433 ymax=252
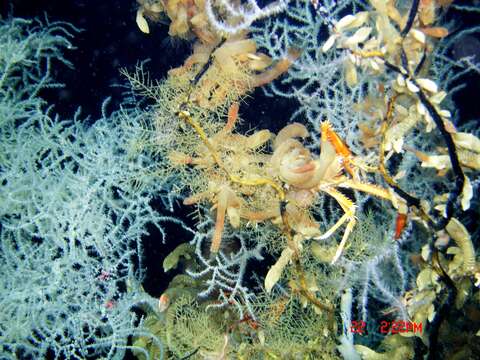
xmin=1 ymin=0 xmax=480 ymax=359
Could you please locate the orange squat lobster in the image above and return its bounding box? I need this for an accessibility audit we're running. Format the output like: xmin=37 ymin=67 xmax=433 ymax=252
xmin=323 ymin=122 xmax=410 ymax=243
xmin=311 ymin=122 xmax=394 ymax=262
xmin=268 ymin=119 xmax=394 ymax=264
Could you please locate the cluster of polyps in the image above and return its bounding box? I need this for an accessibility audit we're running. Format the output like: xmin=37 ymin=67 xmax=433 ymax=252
xmin=322 ymin=0 xmax=450 ymax=86
xmin=320 ymin=0 xmax=480 ymax=322
xmin=136 ymin=0 xmax=217 ymax=42
xmin=166 ymin=34 xmax=299 ymax=109
xmin=321 ymin=0 xmax=479 ymax=207
xmin=136 ymin=0 xmax=299 ymax=109
xmin=171 ymin=100 xmax=396 ymax=299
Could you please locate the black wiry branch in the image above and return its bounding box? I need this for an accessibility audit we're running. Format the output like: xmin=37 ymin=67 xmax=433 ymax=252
xmin=416 ymin=88 xmax=465 ymax=229
xmin=401 ymin=0 xmax=420 ymax=37
xmin=191 ymin=38 xmax=226 ymax=86
xmin=383 ymin=56 xmax=465 ymax=229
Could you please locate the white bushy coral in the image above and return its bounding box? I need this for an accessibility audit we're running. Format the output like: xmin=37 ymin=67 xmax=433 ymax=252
xmin=0 ymin=18 xmax=184 ymax=359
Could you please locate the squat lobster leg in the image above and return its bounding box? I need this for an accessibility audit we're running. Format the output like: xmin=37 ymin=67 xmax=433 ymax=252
xmin=316 ymin=187 xmax=357 ymax=264
xmin=315 ymin=181 xmax=392 ymax=263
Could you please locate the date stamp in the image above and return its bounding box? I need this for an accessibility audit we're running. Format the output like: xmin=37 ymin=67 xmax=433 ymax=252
xmin=350 ymin=320 xmax=422 ymax=335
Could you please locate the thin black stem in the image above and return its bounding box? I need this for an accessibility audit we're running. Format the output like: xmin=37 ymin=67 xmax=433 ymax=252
xmin=401 ymin=0 xmax=420 ymax=37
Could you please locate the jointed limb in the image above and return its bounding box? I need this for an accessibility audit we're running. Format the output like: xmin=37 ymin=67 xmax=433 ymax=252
xmin=315 ymin=187 xmax=357 ymax=264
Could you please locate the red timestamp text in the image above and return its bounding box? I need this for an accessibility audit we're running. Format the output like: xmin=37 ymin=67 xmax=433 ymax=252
xmin=379 ymin=320 xmax=422 ymax=334
xmin=350 ymin=320 xmax=423 ymax=335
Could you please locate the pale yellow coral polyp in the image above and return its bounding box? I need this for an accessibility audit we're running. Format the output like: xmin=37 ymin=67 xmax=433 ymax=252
xmin=170 ymin=6 xmax=189 ymax=36
xmin=265 ymin=246 xmax=294 ymax=293
xmin=214 ymin=39 xmax=257 ymax=73
xmin=461 ymin=176 xmax=473 ymax=211
xmin=211 ymin=185 xmax=241 ymax=254
xmin=271 ymin=139 xmax=315 ymax=186
xmin=273 ymin=123 xmax=309 ymax=149
xmin=446 ymin=218 xmax=476 ymax=273
xmin=136 ymin=9 xmax=150 ymax=34
xmin=244 ymin=129 xmax=272 ymax=149
xmin=453 ymin=132 xmax=480 ymax=153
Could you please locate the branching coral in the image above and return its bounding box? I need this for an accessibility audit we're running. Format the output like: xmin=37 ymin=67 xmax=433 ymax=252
xmin=136 ymin=0 xmax=299 ymax=109
xmin=4 ymin=0 xmax=480 ymax=359
xmin=168 ymin=33 xmax=299 ymax=108
xmin=172 ymin=100 xmax=395 ymax=271
xmin=127 ymin=0 xmax=480 ymax=359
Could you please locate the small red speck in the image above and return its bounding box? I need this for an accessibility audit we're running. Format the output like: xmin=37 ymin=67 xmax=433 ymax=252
xmin=98 ymin=270 xmax=111 ymax=281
